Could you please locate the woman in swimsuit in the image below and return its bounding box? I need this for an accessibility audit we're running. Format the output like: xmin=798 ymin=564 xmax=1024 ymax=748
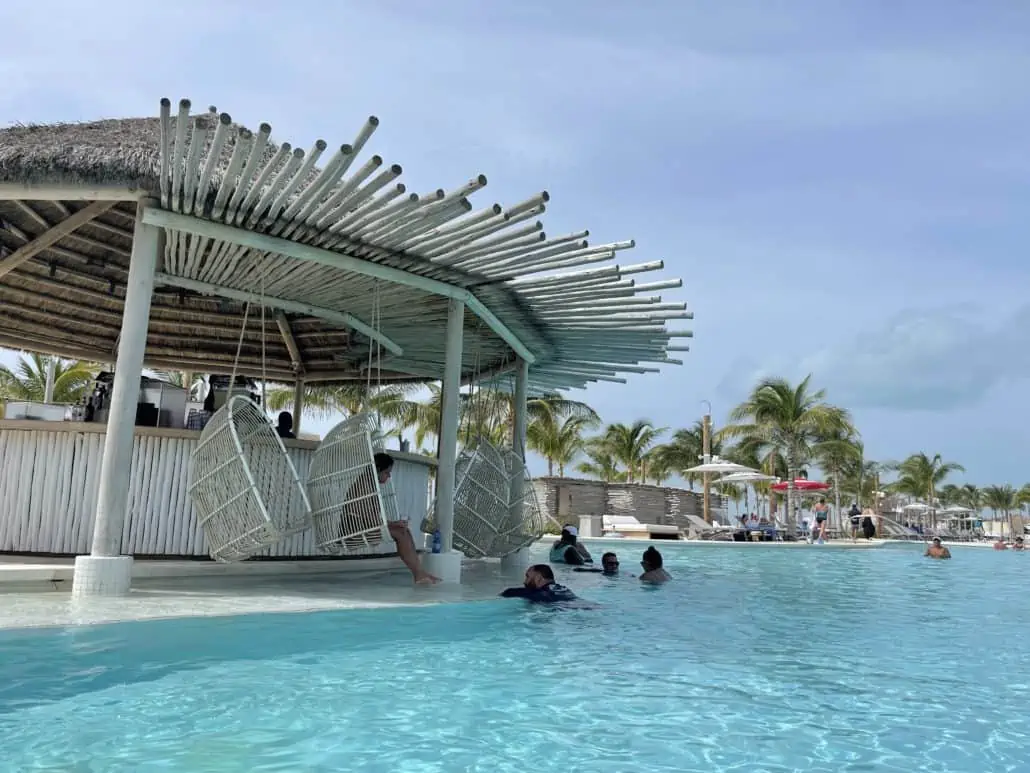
xmin=812 ymin=498 xmax=829 ymax=544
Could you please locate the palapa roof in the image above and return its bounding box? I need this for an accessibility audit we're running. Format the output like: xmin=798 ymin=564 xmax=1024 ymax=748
xmin=0 ymin=98 xmax=691 ymax=390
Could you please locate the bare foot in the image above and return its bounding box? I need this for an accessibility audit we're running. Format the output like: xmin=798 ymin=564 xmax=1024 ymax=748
xmin=414 ymin=572 xmax=441 ymax=585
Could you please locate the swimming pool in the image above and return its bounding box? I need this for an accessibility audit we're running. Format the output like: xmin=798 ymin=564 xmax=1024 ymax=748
xmin=2 ymin=543 xmax=1028 ymax=772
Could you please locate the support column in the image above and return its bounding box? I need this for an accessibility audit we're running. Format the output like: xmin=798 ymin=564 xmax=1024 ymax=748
xmin=423 ymin=297 xmax=464 ymax=583
xmin=43 ymin=358 xmax=56 ymax=403
xmin=292 ymin=378 xmax=305 ymax=436
xmin=702 ymin=413 xmax=712 ymax=524
xmin=502 ymin=357 xmax=531 ymax=573
xmin=73 ymin=197 xmax=162 ymax=598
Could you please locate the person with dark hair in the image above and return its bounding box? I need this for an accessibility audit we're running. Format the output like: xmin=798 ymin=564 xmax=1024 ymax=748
xmin=860 ymin=510 xmax=876 ymax=540
xmin=276 ymin=411 xmax=296 ymax=439
xmin=925 ymin=537 xmax=951 ymax=560
xmin=549 ymin=525 xmax=594 ymax=566
xmin=639 ymin=546 xmax=671 ymax=584
xmin=346 ymin=452 xmax=439 ymax=584
xmin=500 ymin=564 xmax=577 ymax=603
xmin=848 ymin=503 xmax=862 ymax=540
xmin=573 ymin=551 xmax=620 ymax=575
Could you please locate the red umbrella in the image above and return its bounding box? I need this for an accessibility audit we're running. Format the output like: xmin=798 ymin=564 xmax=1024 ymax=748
xmin=771 ymin=479 xmax=830 ymax=492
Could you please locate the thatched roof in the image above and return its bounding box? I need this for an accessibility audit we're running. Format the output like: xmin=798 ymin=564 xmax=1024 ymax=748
xmin=0 ymin=98 xmax=691 ymax=390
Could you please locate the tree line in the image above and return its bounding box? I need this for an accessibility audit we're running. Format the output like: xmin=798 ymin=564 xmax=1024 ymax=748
xmin=3 ymin=352 xmax=1027 ymax=522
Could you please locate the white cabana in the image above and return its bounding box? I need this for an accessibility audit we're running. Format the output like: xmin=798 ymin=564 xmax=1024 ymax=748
xmin=0 ymin=96 xmax=690 ymax=595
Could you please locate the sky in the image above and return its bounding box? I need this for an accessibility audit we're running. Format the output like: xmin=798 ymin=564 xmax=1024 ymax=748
xmin=1 ymin=1 xmax=1029 ymax=487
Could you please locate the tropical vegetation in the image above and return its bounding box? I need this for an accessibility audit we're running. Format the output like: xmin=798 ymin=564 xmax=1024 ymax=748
xmin=1 ymin=346 xmax=1027 ymax=535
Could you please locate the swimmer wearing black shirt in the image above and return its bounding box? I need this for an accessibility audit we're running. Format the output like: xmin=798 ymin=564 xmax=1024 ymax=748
xmin=500 ymin=564 xmax=577 ymax=603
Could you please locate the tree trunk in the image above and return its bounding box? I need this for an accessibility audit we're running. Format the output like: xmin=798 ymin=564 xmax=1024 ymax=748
xmin=547 ymin=458 xmax=554 ymax=477
xmin=786 ymin=458 xmax=797 ymax=535
xmin=833 ymin=469 xmax=842 ymax=536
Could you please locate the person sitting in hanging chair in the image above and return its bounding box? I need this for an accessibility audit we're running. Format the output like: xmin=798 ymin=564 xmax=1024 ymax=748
xmin=346 ymin=453 xmax=440 ymax=585
xmin=275 ymin=411 xmax=296 ymax=440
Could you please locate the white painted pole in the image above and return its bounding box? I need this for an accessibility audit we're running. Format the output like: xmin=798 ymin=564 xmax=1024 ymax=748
xmin=293 ymin=378 xmax=305 ymax=436
xmin=43 ymin=358 xmax=57 ymax=403
xmin=512 ymin=357 xmax=529 ymax=457
xmin=434 ymin=297 xmax=465 ymax=553
xmin=508 ymin=356 xmax=530 ymax=534
xmin=90 ymin=197 xmax=162 ymax=557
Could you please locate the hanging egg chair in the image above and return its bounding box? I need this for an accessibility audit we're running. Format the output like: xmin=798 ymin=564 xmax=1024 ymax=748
xmin=422 ymin=439 xmax=546 ymax=558
xmin=306 ymin=412 xmax=400 ymax=555
xmin=188 ymin=395 xmax=312 ymax=562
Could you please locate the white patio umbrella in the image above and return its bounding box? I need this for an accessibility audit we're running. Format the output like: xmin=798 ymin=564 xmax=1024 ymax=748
xmin=716 ymin=471 xmax=777 ymax=483
xmin=684 ymin=456 xmax=760 ymax=475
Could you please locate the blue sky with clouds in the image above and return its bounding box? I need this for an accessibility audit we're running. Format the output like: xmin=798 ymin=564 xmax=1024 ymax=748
xmin=2 ymin=1 xmax=1029 ymax=485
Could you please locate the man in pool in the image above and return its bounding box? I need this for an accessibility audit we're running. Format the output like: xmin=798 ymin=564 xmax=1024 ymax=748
xmin=348 ymin=453 xmax=439 ymax=585
xmin=924 ymin=537 xmax=951 ymax=560
xmin=573 ymin=551 xmax=620 ymax=575
xmin=500 ymin=564 xmax=577 ymax=603
xmin=639 ymin=546 xmax=671 ymax=583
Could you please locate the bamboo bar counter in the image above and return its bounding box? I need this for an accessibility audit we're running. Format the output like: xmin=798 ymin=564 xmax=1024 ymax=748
xmin=0 ymin=419 xmax=434 ymax=558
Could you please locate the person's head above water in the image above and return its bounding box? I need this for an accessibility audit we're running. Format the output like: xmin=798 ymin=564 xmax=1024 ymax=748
xmin=374 ymin=452 xmax=394 ymax=484
xmin=277 ymin=411 xmax=293 ymax=431
xmin=560 ymin=525 xmax=578 ymax=544
xmin=932 ymin=537 xmax=942 ymax=546
xmin=524 ymin=564 xmax=555 ymax=589
xmin=601 ymin=552 xmax=619 ymax=573
xmin=641 ymin=546 xmax=663 ymax=571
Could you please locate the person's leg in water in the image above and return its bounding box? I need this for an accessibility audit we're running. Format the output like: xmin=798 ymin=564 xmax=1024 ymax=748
xmin=388 ymin=521 xmax=440 ymax=584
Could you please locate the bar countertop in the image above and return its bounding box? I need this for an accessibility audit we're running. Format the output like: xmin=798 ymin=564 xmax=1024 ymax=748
xmin=0 ymin=419 xmax=437 ymax=466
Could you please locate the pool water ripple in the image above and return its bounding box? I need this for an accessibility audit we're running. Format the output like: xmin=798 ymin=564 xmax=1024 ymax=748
xmin=0 ymin=542 xmax=1028 ymax=771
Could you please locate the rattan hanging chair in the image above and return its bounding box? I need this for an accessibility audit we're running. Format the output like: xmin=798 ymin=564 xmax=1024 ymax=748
xmin=188 ymin=395 xmax=312 ymax=562
xmin=306 ymin=412 xmax=400 ymax=555
xmin=422 ymin=438 xmax=546 ymax=558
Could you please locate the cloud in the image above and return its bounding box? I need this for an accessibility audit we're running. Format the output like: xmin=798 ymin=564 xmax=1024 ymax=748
xmin=719 ymin=304 xmax=1030 ymax=412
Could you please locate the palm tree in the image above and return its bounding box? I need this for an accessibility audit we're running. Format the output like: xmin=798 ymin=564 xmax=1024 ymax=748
xmin=1016 ymin=484 xmax=1030 ymax=516
xmin=719 ymin=375 xmax=854 ymax=532
xmin=650 ymin=421 xmax=725 ymax=490
xmin=814 ymin=429 xmax=863 ymax=529
xmin=642 ymin=447 xmax=674 ymax=485
xmin=527 ymin=410 xmax=598 ymax=476
xmin=983 ymin=484 xmax=1018 ymax=537
xmin=594 ymin=420 xmax=665 ymax=483
xmin=955 ymin=483 xmax=983 ymax=516
xmin=0 ymin=353 xmax=96 ymax=405
xmin=890 ymin=452 xmax=964 ymax=512
xmin=576 ymin=438 xmax=625 ymax=482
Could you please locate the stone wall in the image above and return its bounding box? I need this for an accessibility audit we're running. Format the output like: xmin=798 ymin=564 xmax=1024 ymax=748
xmin=533 ymin=476 xmax=725 ymax=530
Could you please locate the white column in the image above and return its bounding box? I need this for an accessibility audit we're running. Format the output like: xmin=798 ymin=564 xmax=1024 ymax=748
xmin=43 ymin=358 xmax=57 ymax=403
xmin=292 ymin=378 xmax=305 ymax=436
xmin=512 ymin=357 xmax=529 ymax=460
xmin=501 ymin=357 xmax=531 ymax=572
xmin=424 ymin=297 xmax=464 ymax=583
xmin=73 ymin=197 xmax=162 ymax=598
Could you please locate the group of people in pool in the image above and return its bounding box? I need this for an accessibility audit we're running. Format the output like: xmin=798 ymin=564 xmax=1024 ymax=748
xmin=500 ymin=525 xmax=671 ymax=603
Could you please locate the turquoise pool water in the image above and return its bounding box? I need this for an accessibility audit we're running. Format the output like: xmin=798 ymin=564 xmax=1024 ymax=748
xmin=2 ymin=543 xmax=1028 ymax=772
